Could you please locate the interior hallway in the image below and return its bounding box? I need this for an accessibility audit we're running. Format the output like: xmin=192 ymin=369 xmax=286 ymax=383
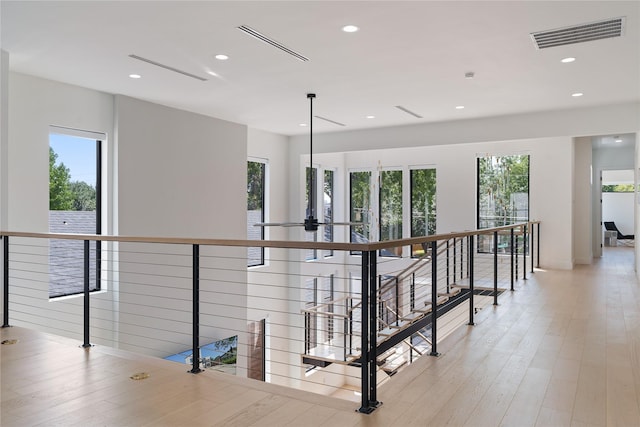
xmin=1 ymin=246 xmax=639 ymax=426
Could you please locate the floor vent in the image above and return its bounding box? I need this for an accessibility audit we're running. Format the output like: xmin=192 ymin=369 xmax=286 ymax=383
xmin=530 ymin=17 xmax=625 ymax=49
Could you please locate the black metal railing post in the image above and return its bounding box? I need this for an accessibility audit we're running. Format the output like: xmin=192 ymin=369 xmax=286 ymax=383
xmin=461 ymin=237 xmax=464 ymax=280
xmin=446 ymin=240 xmax=450 ymax=292
xmin=430 ymin=241 xmax=439 ymax=356
xmin=343 ymin=316 xmax=348 ymax=361
xmin=304 ymin=313 xmax=310 ymax=353
xmin=537 ymin=223 xmax=540 ymax=268
xmin=2 ymin=236 xmax=10 ymax=328
xmin=468 ymin=235 xmax=475 ymax=326
xmin=523 ymin=225 xmax=527 ymax=281
xmin=515 ymin=230 xmax=519 ymax=279
xmin=530 ymin=222 xmax=535 ymax=274
xmin=453 ymin=237 xmax=457 ymax=283
xmin=82 ymin=240 xmax=92 ymax=347
xmin=493 ymin=231 xmax=498 ymax=305
xmin=348 ymin=299 xmax=353 ymax=356
xmin=510 ymin=228 xmax=514 ymax=291
xmin=359 ymin=250 xmax=371 ymax=413
xmin=467 ymin=235 xmax=471 ymax=280
xmin=368 ymin=251 xmax=379 ymax=409
xmin=410 ymin=272 xmax=415 ymax=311
xmin=190 ymin=244 xmax=202 ymax=374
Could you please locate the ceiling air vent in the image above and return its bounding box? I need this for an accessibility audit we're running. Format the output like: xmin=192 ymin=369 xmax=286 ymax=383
xmin=237 ymin=25 xmax=309 ymax=62
xmin=395 ymin=105 xmax=423 ymax=119
xmin=128 ymin=55 xmax=208 ymax=81
xmin=530 ymin=17 xmax=625 ymax=49
xmin=314 ymin=115 xmax=345 ymax=127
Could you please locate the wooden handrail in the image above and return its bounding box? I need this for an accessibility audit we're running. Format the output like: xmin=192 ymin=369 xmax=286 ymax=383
xmin=0 ymin=221 xmax=540 ymax=252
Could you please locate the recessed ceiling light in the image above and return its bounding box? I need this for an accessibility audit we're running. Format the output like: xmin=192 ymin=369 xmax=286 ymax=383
xmin=129 ymin=74 xmax=141 ymax=79
xmin=572 ymin=92 xmax=583 ymax=97
xmin=615 ymin=136 xmax=623 ymax=142
xmin=207 ymin=70 xmax=219 ymax=77
xmin=561 ymin=57 xmax=576 ymax=63
xmin=299 ymin=123 xmax=307 ymax=127
xmin=455 ymin=105 xmax=465 ymax=109
xmin=465 ymin=72 xmax=475 ymax=79
xmin=366 ymin=115 xmax=375 ymax=119
xmin=215 ymin=54 xmax=229 ymax=60
xmin=342 ymin=25 xmax=359 ymax=33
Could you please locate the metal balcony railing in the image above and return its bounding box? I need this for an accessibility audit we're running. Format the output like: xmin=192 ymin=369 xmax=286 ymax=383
xmin=0 ymin=221 xmax=540 ymax=414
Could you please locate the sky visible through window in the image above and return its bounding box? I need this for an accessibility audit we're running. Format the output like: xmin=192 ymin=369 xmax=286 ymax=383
xmin=50 ymin=133 xmax=96 ymax=186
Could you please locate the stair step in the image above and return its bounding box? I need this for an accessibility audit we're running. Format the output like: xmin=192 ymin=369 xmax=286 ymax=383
xmin=413 ymin=303 xmax=432 ymax=314
xmin=400 ymin=311 xmax=423 ymax=322
xmin=439 ymin=287 xmax=461 ymax=297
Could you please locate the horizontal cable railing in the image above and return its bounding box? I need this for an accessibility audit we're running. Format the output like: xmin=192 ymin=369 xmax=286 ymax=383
xmin=0 ymin=221 xmax=540 ymax=414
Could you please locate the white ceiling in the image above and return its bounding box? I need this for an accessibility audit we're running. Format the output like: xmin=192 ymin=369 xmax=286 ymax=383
xmin=1 ymin=1 xmax=639 ymax=136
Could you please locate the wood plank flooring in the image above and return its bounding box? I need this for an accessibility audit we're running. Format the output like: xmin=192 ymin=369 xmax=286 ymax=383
xmin=2 ymin=246 xmax=639 ymax=426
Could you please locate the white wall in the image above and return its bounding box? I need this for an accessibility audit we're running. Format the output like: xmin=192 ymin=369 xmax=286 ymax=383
xmin=573 ymin=137 xmax=593 ymax=264
xmin=114 ymin=95 xmax=249 ymax=367
xmin=7 ymin=73 xmax=114 ymax=232
xmin=247 ymin=128 xmax=289 ymax=243
xmin=115 ymin=95 xmax=246 ymax=239
xmin=246 ymin=128 xmax=293 ymax=386
xmin=299 ymin=103 xmax=639 ymax=153
xmin=5 ymin=75 xmax=252 ymax=372
xmin=5 ymin=72 xmax=116 ymax=343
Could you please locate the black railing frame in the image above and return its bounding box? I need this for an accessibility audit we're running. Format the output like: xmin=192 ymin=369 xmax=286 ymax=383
xmin=523 ymin=225 xmax=527 ymax=280
xmin=190 ymin=244 xmax=202 ymax=374
xmin=493 ymin=231 xmax=498 ymax=306
xmin=468 ymin=235 xmax=475 ymax=326
xmin=359 ymin=250 xmax=381 ymax=413
xmin=2 ymin=236 xmax=9 ymax=328
xmin=81 ymin=240 xmax=92 ymax=348
xmin=430 ymin=240 xmax=439 ymax=357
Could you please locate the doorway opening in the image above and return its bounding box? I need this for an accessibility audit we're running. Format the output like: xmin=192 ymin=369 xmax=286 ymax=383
xmin=601 ymin=169 xmax=634 ymax=251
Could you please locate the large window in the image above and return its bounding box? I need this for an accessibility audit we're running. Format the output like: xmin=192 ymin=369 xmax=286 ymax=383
xmin=410 ymin=168 xmax=437 ymax=257
xmin=379 ymin=170 xmax=403 ymax=257
xmin=247 ymin=160 xmax=266 ymax=267
xmin=477 ymin=155 xmax=529 ymax=252
xmin=350 ymin=171 xmax=371 ymax=253
xmin=48 ymin=129 xmax=102 ymax=298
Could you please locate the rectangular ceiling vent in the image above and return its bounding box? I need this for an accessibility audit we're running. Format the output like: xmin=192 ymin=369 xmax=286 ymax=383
xmin=530 ymin=17 xmax=625 ymax=49
xmin=395 ymin=105 xmax=423 ymax=119
xmin=315 ymin=115 xmax=346 ymax=127
xmin=237 ymin=25 xmax=309 ymax=62
xmin=129 ymin=54 xmax=207 ymax=81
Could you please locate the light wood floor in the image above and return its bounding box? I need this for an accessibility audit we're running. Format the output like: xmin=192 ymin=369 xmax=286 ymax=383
xmin=2 ymin=246 xmax=639 ymax=426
